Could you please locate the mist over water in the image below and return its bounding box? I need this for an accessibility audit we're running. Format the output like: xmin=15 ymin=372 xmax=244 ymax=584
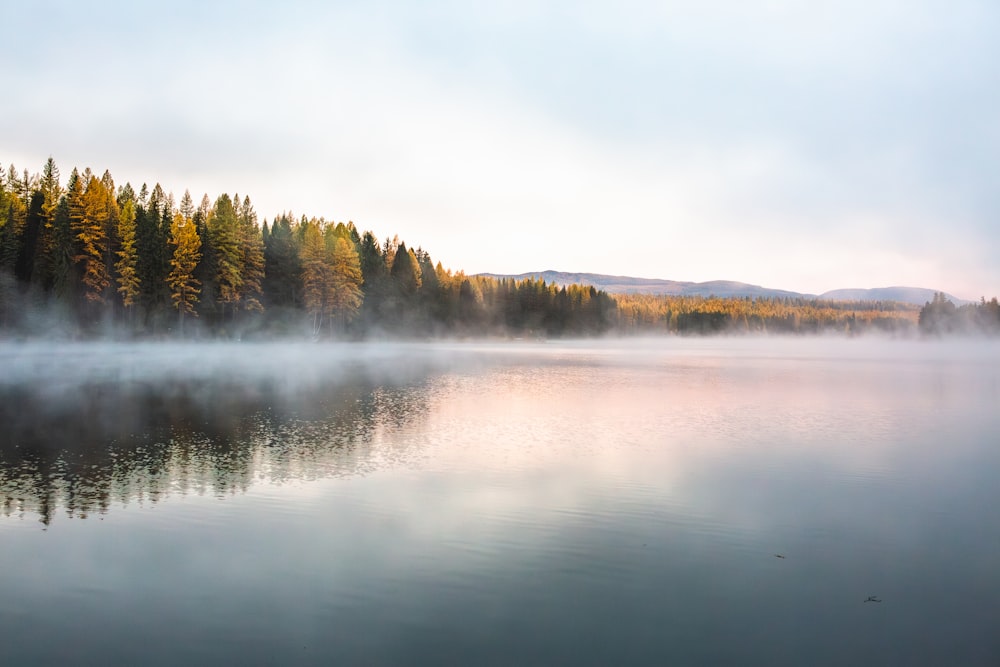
xmin=1 ymin=338 xmax=999 ymax=665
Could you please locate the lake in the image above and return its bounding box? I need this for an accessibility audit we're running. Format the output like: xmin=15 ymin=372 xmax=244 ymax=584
xmin=1 ymin=338 xmax=998 ymax=665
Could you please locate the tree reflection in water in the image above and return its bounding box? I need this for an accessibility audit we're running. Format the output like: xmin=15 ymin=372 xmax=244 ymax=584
xmin=0 ymin=354 xmax=441 ymax=526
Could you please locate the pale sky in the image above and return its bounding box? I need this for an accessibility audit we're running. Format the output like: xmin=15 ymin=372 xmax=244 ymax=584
xmin=4 ymin=0 xmax=998 ymax=298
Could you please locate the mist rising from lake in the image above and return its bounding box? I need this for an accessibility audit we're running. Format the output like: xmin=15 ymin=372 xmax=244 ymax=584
xmin=1 ymin=338 xmax=998 ymax=665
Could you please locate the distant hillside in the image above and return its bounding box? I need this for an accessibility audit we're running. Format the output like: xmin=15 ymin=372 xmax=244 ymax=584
xmin=819 ymin=287 xmax=969 ymax=306
xmin=476 ymin=271 xmax=808 ymax=300
xmin=477 ymin=271 xmax=966 ymax=305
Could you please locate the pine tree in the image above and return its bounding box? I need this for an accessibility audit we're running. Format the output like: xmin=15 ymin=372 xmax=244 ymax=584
xmin=48 ymin=196 xmax=74 ymax=298
xmin=390 ymin=242 xmax=421 ymax=296
xmin=168 ymin=211 xmax=201 ymax=329
xmin=99 ymin=170 xmax=120 ymax=307
xmin=179 ymin=190 xmax=194 ymax=220
xmin=75 ymin=174 xmax=110 ymax=304
xmin=300 ymin=221 xmax=332 ymax=336
xmin=15 ymin=192 xmax=44 ymax=284
xmin=116 ymin=199 xmax=140 ymax=310
xmin=136 ymin=196 xmax=170 ymax=320
xmin=208 ymin=194 xmax=243 ymax=320
xmin=237 ymin=195 xmax=264 ymax=313
xmin=0 ymin=202 xmax=19 ymax=274
xmin=262 ymin=214 xmax=301 ymax=309
xmin=39 ymin=158 xmax=62 ymax=220
xmin=329 ymin=236 xmax=363 ymax=328
xmin=35 ymin=157 xmax=62 ymax=283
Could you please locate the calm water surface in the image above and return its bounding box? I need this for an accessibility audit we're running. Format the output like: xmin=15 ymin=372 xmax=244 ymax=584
xmin=1 ymin=338 xmax=998 ymax=665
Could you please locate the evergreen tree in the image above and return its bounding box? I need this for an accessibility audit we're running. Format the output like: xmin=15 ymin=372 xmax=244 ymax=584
xmin=116 ymin=199 xmax=140 ymax=311
xmin=179 ymin=189 xmax=194 ymax=220
xmin=237 ymin=195 xmax=264 ymax=313
xmin=168 ymin=211 xmax=201 ymax=329
xmin=193 ymin=193 xmax=217 ymax=320
xmin=39 ymin=158 xmax=62 ymax=220
xmin=262 ymin=214 xmax=301 ymax=309
xmin=135 ymin=193 xmax=171 ymax=324
xmin=300 ymin=221 xmax=332 ymax=336
xmin=390 ymin=242 xmax=421 ymax=296
xmin=15 ymin=192 xmax=44 ymax=284
xmin=35 ymin=157 xmax=62 ymax=283
xmin=329 ymin=236 xmax=363 ymax=329
xmin=74 ymin=174 xmax=110 ymax=304
xmin=48 ymin=196 xmax=74 ymax=298
xmin=208 ymin=194 xmax=242 ymax=320
xmin=0 ymin=202 xmax=19 ymax=275
xmin=99 ymin=170 xmax=120 ymax=307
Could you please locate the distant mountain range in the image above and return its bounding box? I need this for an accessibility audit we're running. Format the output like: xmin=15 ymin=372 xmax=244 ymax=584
xmin=475 ymin=271 xmax=969 ymax=306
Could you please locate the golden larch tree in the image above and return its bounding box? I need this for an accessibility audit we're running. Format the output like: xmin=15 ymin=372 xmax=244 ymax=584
xmin=168 ymin=211 xmax=201 ymax=327
xmin=329 ymin=236 xmax=363 ymax=328
xmin=75 ymin=175 xmax=111 ymax=303
xmin=300 ymin=221 xmax=332 ymax=336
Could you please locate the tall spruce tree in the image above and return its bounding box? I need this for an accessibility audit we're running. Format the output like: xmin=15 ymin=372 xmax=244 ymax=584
xmin=237 ymin=195 xmax=264 ymax=313
xmin=116 ymin=199 xmax=140 ymax=312
xmin=208 ymin=194 xmax=242 ymax=321
xmin=262 ymin=214 xmax=301 ymax=309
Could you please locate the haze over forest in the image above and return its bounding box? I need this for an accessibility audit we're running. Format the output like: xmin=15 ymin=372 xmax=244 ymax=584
xmin=2 ymin=157 xmax=998 ymax=339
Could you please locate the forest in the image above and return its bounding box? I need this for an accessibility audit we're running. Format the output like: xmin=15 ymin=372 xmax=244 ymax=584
xmin=0 ymin=157 xmax=615 ymax=338
xmin=1 ymin=157 xmax=996 ymax=339
xmin=916 ymin=292 xmax=1000 ymax=336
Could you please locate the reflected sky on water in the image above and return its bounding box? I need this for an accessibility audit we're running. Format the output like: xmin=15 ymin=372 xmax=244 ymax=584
xmin=1 ymin=339 xmax=999 ymax=665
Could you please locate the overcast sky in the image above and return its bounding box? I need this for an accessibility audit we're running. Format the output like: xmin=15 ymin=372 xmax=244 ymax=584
xmin=4 ymin=0 xmax=998 ymax=298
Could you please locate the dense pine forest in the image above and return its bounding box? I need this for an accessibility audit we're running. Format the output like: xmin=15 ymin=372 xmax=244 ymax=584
xmin=1 ymin=157 xmax=996 ymax=339
xmin=0 ymin=158 xmax=616 ymax=338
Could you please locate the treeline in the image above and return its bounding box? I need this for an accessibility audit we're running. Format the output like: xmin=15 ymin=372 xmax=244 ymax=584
xmin=613 ymin=293 xmax=921 ymax=335
xmin=5 ymin=157 xmax=994 ymax=340
xmin=918 ymin=292 xmax=1000 ymax=335
xmin=0 ymin=158 xmax=616 ymax=338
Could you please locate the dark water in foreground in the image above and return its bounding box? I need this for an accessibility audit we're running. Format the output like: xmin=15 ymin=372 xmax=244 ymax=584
xmin=1 ymin=339 xmax=999 ymax=666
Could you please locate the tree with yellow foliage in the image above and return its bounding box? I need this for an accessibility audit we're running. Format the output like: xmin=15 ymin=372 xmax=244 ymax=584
xmin=300 ymin=221 xmax=332 ymax=336
xmin=168 ymin=211 xmax=201 ymax=330
xmin=116 ymin=199 xmax=140 ymax=313
xmin=329 ymin=236 xmax=363 ymax=329
xmin=76 ymin=175 xmax=112 ymax=304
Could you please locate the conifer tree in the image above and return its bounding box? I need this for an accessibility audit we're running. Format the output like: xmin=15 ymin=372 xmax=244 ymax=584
xmin=262 ymin=214 xmax=301 ymax=309
xmin=237 ymin=195 xmax=264 ymax=313
xmin=329 ymin=236 xmax=363 ymax=328
xmin=300 ymin=221 xmax=332 ymax=336
xmin=135 ymin=195 xmax=170 ymax=320
xmin=208 ymin=194 xmax=243 ymax=320
xmin=179 ymin=190 xmax=194 ymax=220
xmin=168 ymin=211 xmax=201 ymax=329
xmin=390 ymin=242 xmax=421 ymax=296
xmin=15 ymin=192 xmax=44 ymax=284
xmin=193 ymin=193 xmax=217 ymax=320
xmin=0 ymin=202 xmax=19 ymax=274
xmin=99 ymin=170 xmax=120 ymax=304
xmin=116 ymin=200 xmax=140 ymax=311
xmin=75 ymin=174 xmax=110 ymax=304
xmin=39 ymin=158 xmax=62 ymax=220
xmin=36 ymin=157 xmax=62 ymax=282
xmin=48 ymin=196 xmax=74 ymax=298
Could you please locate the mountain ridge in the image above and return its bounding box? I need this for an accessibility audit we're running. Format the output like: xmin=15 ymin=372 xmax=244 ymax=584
xmin=474 ymin=270 xmax=968 ymax=306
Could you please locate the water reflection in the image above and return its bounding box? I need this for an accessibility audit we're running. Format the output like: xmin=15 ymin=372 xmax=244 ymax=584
xmin=0 ymin=343 xmax=451 ymax=524
xmin=1 ymin=339 xmax=999 ymax=665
